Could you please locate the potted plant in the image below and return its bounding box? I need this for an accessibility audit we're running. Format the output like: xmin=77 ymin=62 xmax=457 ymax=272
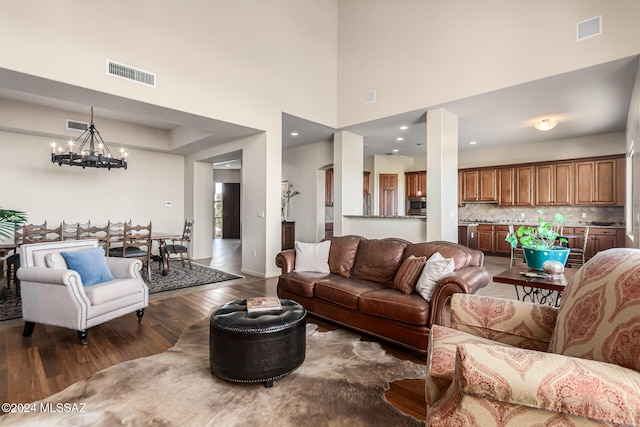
xmin=0 ymin=208 xmax=27 ymax=240
xmin=505 ymin=211 xmax=570 ymax=270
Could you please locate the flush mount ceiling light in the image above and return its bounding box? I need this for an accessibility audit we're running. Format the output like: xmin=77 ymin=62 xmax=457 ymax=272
xmin=534 ymin=118 xmax=558 ymax=131
xmin=50 ymin=107 xmax=127 ymax=170
xmin=290 ymin=132 xmax=299 ymax=137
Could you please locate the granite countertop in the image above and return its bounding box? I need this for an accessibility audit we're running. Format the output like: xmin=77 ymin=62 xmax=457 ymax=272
xmin=459 ymin=220 xmax=624 ymax=228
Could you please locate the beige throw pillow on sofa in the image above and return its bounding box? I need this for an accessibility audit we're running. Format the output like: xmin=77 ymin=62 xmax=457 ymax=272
xmin=415 ymin=252 xmax=455 ymax=302
xmin=294 ymin=240 xmax=331 ymax=273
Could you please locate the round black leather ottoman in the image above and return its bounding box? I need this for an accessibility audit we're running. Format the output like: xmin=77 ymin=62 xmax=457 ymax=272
xmin=209 ymin=299 xmax=306 ymax=387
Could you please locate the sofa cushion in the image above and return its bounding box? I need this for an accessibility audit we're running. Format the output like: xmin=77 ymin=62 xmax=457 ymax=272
xmin=61 ymin=247 xmax=115 ymax=286
xmin=314 ymin=276 xmax=385 ymax=310
xmin=359 ymin=288 xmax=430 ymax=325
xmin=415 ymin=252 xmax=455 ymax=302
xmin=393 ymin=255 xmax=427 ymax=294
xmin=83 ymin=277 xmax=143 ymax=305
xmin=294 ymin=240 xmax=331 ymax=273
xmin=351 ymin=239 xmax=407 ymax=285
xmin=278 ymin=271 xmax=332 ymax=298
xmin=403 ymin=241 xmax=472 ymax=270
xmin=548 ymin=249 xmax=640 ymax=371
xmin=327 ymin=235 xmax=362 ymax=277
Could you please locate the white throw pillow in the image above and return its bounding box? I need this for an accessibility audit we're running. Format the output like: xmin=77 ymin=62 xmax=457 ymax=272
xmin=415 ymin=252 xmax=455 ymax=302
xmin=45 ymin=252 xmax=68 ymax=269
xmin=294 ymin=240 xmax=331 ymax=273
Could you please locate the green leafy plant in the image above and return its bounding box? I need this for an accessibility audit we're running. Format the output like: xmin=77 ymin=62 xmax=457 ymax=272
xmin=505 ymin=210 xmax=567 ymax=250
xmin=0 ymin=208 xmax=27 ymax=239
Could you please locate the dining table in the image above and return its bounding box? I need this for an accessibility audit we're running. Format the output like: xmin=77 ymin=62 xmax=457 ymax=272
xmin=150 ymin=232 xmax=182 ymax=276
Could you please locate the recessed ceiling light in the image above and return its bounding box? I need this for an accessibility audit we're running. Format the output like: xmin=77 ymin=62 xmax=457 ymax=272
xmin=469 ymin=141 xmax=478 ymax=145
xmin=291 ymin=132 xmax=299 ymax=137
xmin=400 ymin=126 xmax=408 ymax=130
xmin=392 ymin=149 xmax=399 ymax=153
xmin=396 ymin=137 xmax=404 ymax=141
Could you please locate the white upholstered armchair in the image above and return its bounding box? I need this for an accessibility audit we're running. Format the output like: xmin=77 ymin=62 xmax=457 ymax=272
xmin=16 ymin=239 xmax=149 ymax=345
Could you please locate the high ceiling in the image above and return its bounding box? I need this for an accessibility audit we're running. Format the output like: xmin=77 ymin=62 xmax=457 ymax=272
xmin=0 ymin=55 xmax=637 ymax=170
xmin=283 ymin=55 xmax=638 ymax=158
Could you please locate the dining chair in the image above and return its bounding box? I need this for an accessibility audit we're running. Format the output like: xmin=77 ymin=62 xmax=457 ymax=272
xmin=7 ymin=222 xmax=62 ymax=297
xmin=109 ymin=222 xmax=152 ymax=281
xmin=63 ymin=220 xmax=90 ymax=240
xmin=77 ymin=224 xmax=110 ymax=254
xmin=567 ymin=227 xmax=589 ymax=268
xmin=508 ymin=224 xmax=525 ymax=268
xmin=164 ymin=219 xmax=193 ymax=270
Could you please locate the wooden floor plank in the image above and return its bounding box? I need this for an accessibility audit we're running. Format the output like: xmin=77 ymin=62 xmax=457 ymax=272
xmin=0 ymin=278 xmax=426 ymax=421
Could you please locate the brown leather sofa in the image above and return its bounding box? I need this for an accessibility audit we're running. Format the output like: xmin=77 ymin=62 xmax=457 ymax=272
xmin=275 ymin=235 xmax=490 ymax=355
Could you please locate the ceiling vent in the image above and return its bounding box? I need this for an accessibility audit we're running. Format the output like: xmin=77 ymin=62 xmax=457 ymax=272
xmin=66 ymin=119 xmax=88 ymax=132
xmin=577 ymin=16 xmax=601 ymax=41
xmin=106 ymin=59 xmax=156 ymax=87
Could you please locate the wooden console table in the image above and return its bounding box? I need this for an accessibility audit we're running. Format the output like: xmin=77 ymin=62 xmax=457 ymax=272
xmin=493 ymin=264 xmax=577 ymax=307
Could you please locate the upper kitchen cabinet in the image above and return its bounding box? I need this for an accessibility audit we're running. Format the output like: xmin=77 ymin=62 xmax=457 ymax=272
xmin=514 ymin=166 xmax=535 ymax=206
xmin=405 ymin=170 xmax=426 ymax=198
xmin=363 ymin=171 xmax=371 ymax=195
xmin=325 ymin=167 xmax=334 ymax=206
xmin=535 ymin=163 xmax=573 ymax=205
xmin=574 ymin=158 xmax=620 ymax=205
xmin=497 ymin=167 xmax=514 ymax=205
xmin=461 ymin=169 xmax=496 ymax=202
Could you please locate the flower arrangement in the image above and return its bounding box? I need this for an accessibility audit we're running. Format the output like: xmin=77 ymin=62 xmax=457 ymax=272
xmin=505 ymin=210 xmax=567 ymax=250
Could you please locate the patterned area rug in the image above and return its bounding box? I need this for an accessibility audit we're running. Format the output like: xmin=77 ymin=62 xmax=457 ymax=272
xmin=0 ymin=320 xmax=426 ymax=426
xmin=0 ymin=263 xmax=242 ymax=322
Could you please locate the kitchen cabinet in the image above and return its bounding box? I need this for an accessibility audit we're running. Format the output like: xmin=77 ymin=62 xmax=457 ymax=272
xmin=282 ymin=221 xmax=295 ymax=250
xmin=458 ymin=224 xmax=478 ymax=249
xmin=477 ymin=224 xmax=495 ymax=253
xmin=405 ymin=170 xmax=426 ymax=198
xmin=458 ymin=172 xmax=463 ymax=207
xmin=515 ymin=166 xmax=535 ymax=206
xmin=325 ymin=222 xmax=334 ymax=239
xmin=573 ymin=227 xmax=623 ymax=259
xmin=535 ymin=163 xmax=573 ymax=205
xmin=498 ymin=167 xmax=515 ymax=206
xmin=493 ymin=225 xmax=512 ymax=255
xmin=325 ymin=168 xmax=333 ymax=206
xmin=461 ymin=169 xmax=497 ymax=202
xmin=574 ymin=159 xmax=617 ymax=205
xmin=363 ymin=171 xmax=371 ymax=195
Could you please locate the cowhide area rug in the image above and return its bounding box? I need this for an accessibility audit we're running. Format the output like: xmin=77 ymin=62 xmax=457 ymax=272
xmin=0 ymin=319 xmax=426 ymax=427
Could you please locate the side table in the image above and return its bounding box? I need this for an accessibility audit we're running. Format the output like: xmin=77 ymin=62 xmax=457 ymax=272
xmin=493 ymin=264 xmax=577 ymax=307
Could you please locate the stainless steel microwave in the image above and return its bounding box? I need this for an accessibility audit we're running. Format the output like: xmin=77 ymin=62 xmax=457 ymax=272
xmin=407 ymin=197 xmax=426 ymax=216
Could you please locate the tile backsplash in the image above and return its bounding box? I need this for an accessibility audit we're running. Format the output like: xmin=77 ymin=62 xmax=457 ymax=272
xmin=458 ymin=204 xmax=624 ymax=226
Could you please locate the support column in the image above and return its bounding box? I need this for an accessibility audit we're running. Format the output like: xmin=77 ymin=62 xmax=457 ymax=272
xmin=426 ymin=108 xmax=458 ymax=243
xmin=333 ymin=131 xmax=364 ymax=236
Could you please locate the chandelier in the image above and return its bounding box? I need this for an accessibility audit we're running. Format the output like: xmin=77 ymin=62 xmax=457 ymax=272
xmin=51 ymin=107 xmax=128 ymax=169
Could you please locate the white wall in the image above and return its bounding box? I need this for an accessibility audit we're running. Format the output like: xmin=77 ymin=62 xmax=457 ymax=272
xmin=344 ymin=217 xmax=426 ymax=241
xmin=459 ymin=132 xmax=626 ymax=168
xmin=214 ymin=169 xmax=241 ymax=184
xmin=627 ymin=63 xmax=640 ymax=247
xmin=338 ymin=0 xmax=640 ymax=127
xmin=0 ymin=131 xmax=184 ymax=243
xmin=282 ymin=140 xmax=333 ymax=242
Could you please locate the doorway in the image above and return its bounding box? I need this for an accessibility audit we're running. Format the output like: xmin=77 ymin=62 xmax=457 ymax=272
xmin=379 ymin=174 xmax=398 ymax=216
xmin=214 ymin=182 xmax=241 ymax=239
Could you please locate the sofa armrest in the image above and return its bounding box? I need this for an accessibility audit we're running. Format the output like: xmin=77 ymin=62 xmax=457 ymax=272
xmin=429 ymin=266 xmax=490 ymax=327
xmin=106 ymin=257 xmax=142 ymax=279
xmin=456 ymin=343 xmax=640 ymax=426
xmin=275 ymin=249 xmax=296 ymax=273
xmin=17 ymin=266 xmax=82 ymax=286
xmin=450 ymin=293 xmax=557 ymax=350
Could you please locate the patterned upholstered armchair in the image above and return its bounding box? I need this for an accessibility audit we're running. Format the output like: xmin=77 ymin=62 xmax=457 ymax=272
xmin=425 ymin=248 xmax=640 ymax=426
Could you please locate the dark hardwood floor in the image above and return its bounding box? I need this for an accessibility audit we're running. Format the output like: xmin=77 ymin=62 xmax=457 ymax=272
xmin=0 ymin=274 xmax=427 ymax=421
xmin=0 ymin=236 xmax=513 ymax=423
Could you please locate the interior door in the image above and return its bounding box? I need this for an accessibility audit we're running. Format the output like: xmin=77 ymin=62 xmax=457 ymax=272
xmin=379 ymin=174 xmax=398 ymax=216
xmin=222 ymin=183 xmax=241 ymax=239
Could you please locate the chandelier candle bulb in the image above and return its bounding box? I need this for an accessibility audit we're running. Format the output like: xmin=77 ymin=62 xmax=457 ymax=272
xmin=98 ymin=143 xmax=103 ymax=155
xmin=50 ymin=142 xmax=56 ymax=153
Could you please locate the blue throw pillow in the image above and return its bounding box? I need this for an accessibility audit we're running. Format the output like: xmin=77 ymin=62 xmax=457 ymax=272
xmin=60 ymin=247 xmax=115 ymax=286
